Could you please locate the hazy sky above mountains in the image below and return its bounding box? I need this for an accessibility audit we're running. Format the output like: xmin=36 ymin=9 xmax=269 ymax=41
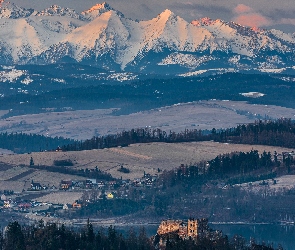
xmin=11 ymin=0 xmax=295 ymax=33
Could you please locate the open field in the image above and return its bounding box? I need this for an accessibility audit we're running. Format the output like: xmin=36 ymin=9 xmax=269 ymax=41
xmin=32 ymin=191 xmax=84 ymax=204
xmin=0 ymin=164 xmax=87 ymax=193
xmin=0 ymin=148 xmax=14 ymax=155
xmin=0 ymin=141 xmax=294 ymax=180
xmin=0 ymin=100 xmax=295 ymax=140
xmin=0 ymin=141 xmax=294 ymax=206
xmin=239 ymin=175 xmax=295 ymax=193
xmin=0 ymin=110 xmax=8 ymax=117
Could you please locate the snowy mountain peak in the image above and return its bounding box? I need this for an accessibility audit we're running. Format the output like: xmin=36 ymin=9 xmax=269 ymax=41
xmin=251 ymin=26 xmax=262 ymax=32
xmin=35 ymin=5 xmax=81 ymax=18
xmin=0 ymin=2 xmax=33 ymax=19
xmin=0 ymin=2 xmax=295 ymax=75
xmin=85 ymin=2 xmax=111 ymax=12
xmin=81 ymin=2 xmax=123 ymax=20
xmin=157 ymin=9 xmax=175 ymax=19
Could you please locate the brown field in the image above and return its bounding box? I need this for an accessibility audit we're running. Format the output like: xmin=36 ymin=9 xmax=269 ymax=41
xmin=32 ymin=191 xmax=84 ymax=204
xmin=1 ymin=99 xmax=295 ymax=204
xmin=0 ymin=164 xmax=87 ymax=193
xmin=0 ymin=141 xmax=294 ymax=181
xmin=7 ymin=169 xmax=36 ymax=181
xmin=0 ymin=141 xmax=294 ymax=204
xmin=0 ymin=148 xmax=14 ymax=155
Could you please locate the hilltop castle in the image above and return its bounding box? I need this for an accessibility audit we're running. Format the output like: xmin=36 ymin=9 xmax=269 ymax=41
xmin=157 ymin=218 xmax=209 ymax=239
xmin=154 ymin=218 xmax=225 ymax=249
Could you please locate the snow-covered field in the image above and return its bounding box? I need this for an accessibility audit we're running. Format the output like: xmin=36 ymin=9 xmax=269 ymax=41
xmin=0 ymin=100 xmax=295 ymax=140
xmin=239 ymin=175 xmax=295 ymax=193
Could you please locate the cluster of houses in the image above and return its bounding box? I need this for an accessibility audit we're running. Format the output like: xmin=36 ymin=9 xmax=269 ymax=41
xmin=275 ymin=151 xmax=295 ymax=162
xmin=0 ymin=173 xmax=159 ymax=216
xmin=29 ymin=180 xmax=56 ymax=191
xmin=0 ymin=192 xmax=83 ymax=215
xmin=0 ymin=192 xmax=86 ymax=215
xmin=59 ymin=173 xmax=158 ymax=191
xmin=0 ymin=193 xmax=36 ymax=211
xmin=27 ymin=171 xmax=158 ymax=194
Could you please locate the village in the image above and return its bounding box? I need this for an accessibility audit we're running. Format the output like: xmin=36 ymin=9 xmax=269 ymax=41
xmin=0 ymin=145 xmax=294 ymax=223
xmin=0 ymin=170 xmax=159 ymax=218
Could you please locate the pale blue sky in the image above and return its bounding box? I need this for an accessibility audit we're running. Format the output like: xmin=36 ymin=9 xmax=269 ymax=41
xmin=11 ymin=0 xmax=295 ymax=32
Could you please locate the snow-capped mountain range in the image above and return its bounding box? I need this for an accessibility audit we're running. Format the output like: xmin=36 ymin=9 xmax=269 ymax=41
xmin=1 ymin=2 xmax=295 ymax=75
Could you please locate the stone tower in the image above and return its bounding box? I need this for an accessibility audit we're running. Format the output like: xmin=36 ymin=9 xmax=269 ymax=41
xmin=187 ymin=218 xmax=198 ymax=237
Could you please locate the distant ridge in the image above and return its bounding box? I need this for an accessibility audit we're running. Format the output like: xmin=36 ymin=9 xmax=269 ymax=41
xmin=0 ymin=2 xmax=295 ymax=75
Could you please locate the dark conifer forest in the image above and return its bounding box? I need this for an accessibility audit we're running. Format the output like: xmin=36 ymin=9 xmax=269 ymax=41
xmin=2 ymin=73 xmax=295 ymax=117
xmin=1 ymin=118 xmax=295 ymax=154
xmin=0 ymin=132 xmax=75 ymax=153
xmin=62 ymin=119 xmax=295 ymax=151
xmin=0 ymin=220 xmax=282 ymax=250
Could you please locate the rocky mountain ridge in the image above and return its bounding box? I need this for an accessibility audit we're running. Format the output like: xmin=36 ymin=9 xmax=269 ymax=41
xmin=1 ymin=2 xmax=295 ymax=75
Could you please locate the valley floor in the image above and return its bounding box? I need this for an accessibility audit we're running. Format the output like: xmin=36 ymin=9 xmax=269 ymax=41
xmin=1 ymin=100 xmax=295 ymax=140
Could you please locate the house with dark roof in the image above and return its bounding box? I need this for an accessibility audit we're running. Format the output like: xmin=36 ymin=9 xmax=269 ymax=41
xmin=60 ymin=180 xmax=73 ymax=190
xmin=30 ymin=180 xmax=43 ymax=191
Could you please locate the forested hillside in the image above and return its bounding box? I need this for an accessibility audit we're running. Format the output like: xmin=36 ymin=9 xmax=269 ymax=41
xmin=0 ymin=132 xmax=76 ymax=153
xmin=1 ymin=73 xmax=295 ymax=117
xmin=2 ymin=119 xmax=295 ymax=153
xmin=62 ymin=119 xmax=295 ymax=151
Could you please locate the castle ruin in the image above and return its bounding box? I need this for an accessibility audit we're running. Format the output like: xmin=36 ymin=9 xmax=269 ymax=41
xmin=156 ymin=218 xmax=208 ymax=239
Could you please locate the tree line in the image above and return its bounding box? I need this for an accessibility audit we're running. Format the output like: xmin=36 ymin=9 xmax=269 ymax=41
xmin=2 ymin=119 xmax=295 ymax=153
xmin=159 ymin=149 xmax=285 ymax=189
xmin=0 ymin=220 xmax=282 ymax=250
xmin=213 ymin=118 xmax=295 ymax=148
xmin=61 ymin=119 xmax=295 ymax=151
xmin=0 ymin=132 xmax=76 ymax=153
xmin=28 ymin=165 xmax=114 ymax=181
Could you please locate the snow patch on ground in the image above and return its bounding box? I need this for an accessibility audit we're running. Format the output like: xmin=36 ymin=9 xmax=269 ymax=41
xmin=1 ymin=65 xmax=15 ymax=70
xmin=240 ymin=92 xmax=265 ymax=98
xmin=280 ymin=76 xmax=295 ymax=82
xmin=21 ymin=77 xmax=33 ymax=85
xmin=158 ymin=53 xmax=213 ymax=68
xmin=0 ymin=69 xmax=26 ymax=82
xmin=178 ymin=70 xmax=208 ymax=77
xmin=259 ymin=68 xmax=285 ymax=73
xmin=52 ymin=78 xmax=66 ymax=83
xmin=239 ymin=175 xmax=295 ymax=193
xmin=107 ymin=72 xmax=137 ymax=82
xmin=178 ymin=68 xmax=235 ymax=77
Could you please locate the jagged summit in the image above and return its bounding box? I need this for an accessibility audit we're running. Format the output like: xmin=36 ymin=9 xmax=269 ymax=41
xmin=158 ymin=9 xmax=173 ymax=17
xmin=81 ymin=2 xmax=123 ymax=20
xmin=0 ymin=2 xmax=294 ymax=75
xmin=36 ymin=5 xmax=81 ymax=18
xmin=0 ymin=2 xmax=33 ymax=18
xmin=83 ymin=2 xmax=112 ymax=13
xmin=191 ymin=17 xmax=226 ymax=26
xmin=155 ymin=9 xmax=179 ymax=22
xmin=190 ymin=17 xmax=265 ymax=39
